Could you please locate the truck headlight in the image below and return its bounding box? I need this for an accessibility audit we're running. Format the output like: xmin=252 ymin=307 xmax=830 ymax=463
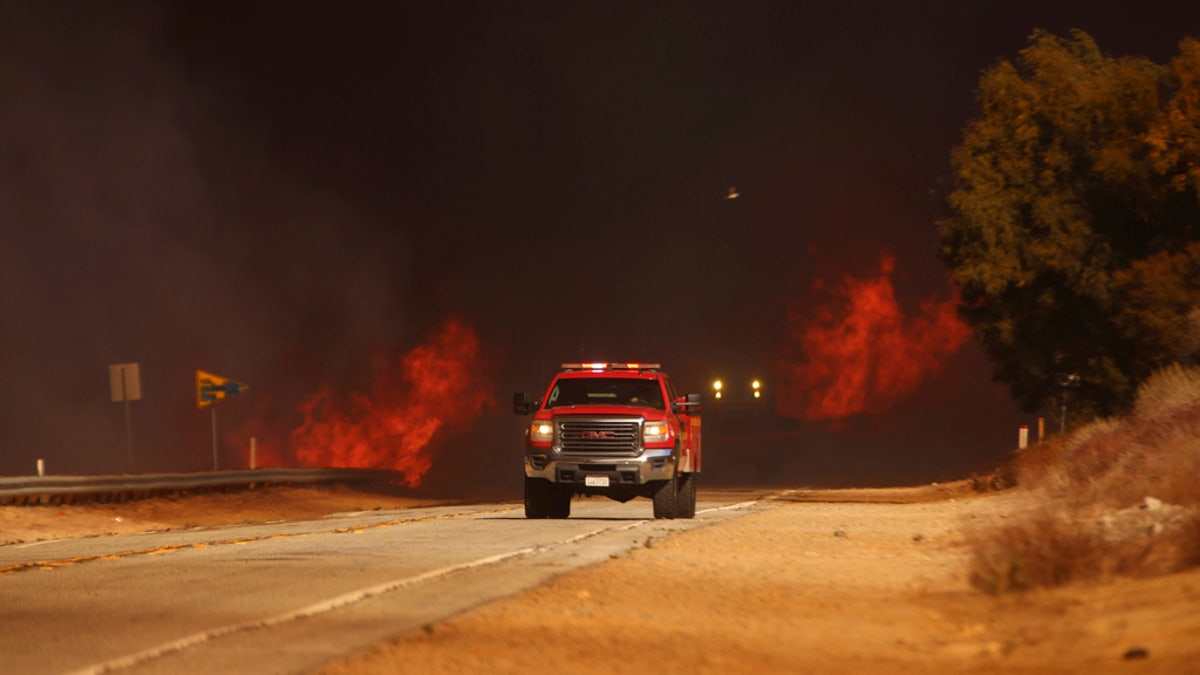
xmin=529 ymin=420 xmax=554 ymax=443
xmin=643 ymin=421 xmax=670 ymax=443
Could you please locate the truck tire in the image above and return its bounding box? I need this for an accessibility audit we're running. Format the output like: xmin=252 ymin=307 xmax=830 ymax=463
xmin=652 ymin=473 xmax=677 ymax=519
xmin=524 ymin=477 xmax=552 ymax=518
xmin=677 ymin=472 xmax=697 ymax=519
xmin=548 ymin=485 xmax=572 ymax=519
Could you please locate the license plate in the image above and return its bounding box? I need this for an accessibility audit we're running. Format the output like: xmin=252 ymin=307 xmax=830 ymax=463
xmin=585 ymin=475 xmax=609 ymax=487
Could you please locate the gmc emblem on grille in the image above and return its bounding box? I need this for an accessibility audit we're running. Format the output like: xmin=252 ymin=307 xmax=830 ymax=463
xmin=580 ymin=430 xmax=612 ymax=440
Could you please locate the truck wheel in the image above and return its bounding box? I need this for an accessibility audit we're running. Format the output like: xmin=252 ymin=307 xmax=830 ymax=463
xmin=677 ymin=472 xmax=697 ymax=519
xmin=524 ymin=477 xmax=552 ymax=519
xmin=548 ymin=485 xmax=572 ymax=519
xmin=652 ymin=473 xmax=677 ymax=519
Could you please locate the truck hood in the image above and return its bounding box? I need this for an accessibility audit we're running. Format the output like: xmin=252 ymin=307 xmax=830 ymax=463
xmin=544 ymin=405 xmax=666 ymax=420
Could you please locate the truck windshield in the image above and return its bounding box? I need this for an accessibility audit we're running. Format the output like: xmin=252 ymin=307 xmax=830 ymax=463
xmin=545 ymin=378 xmax=665 ymax=409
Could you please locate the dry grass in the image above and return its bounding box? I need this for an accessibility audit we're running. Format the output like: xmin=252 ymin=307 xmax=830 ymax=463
xmin=1132 ymin=362 xmax=1200 ymax=421
xmin=968 ymin=508 xmax=1148 ymax=594
xmin=966 ymin=506 xmax=1200 ymax=594
xmin=968 ymin=363 xmax=1200 ymax=593
xmin=966 ymin=465 xmax=1015 ymax=492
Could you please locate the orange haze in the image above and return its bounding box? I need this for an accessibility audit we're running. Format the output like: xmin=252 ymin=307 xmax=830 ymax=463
xmin=287 ymin=315 xmax=493 ymax=487
xmin=777 ymin=253 xmax=971 ymax=422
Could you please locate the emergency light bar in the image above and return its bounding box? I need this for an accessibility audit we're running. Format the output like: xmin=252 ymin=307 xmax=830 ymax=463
xmin=560 ymin=362 xmax=662 ymax=371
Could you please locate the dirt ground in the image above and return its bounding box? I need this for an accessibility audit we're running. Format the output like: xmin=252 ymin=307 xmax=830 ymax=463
xmin=3 ymin=482 xmax=1198 ymax=673
xmin=0 ymin=482 xmax=450 ymax=546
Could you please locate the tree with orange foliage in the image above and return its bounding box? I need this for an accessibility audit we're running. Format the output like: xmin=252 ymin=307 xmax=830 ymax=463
xmin=939 ymin=30 xmax=1200 ymax=421
xmin=1112 ymin=242 xmax=1200 ymax=378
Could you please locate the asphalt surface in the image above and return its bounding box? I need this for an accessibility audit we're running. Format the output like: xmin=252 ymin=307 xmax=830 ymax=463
xmin=0 ymin=492 xmax=768 ymax=674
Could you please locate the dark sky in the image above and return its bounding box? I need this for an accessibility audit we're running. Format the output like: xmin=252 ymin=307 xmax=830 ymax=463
xmin=2 ymin=1 xmax=1197 ymax=489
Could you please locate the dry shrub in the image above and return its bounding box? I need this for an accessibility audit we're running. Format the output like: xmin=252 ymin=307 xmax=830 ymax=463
xmin=1067 ymin=407 xmax=1200 ymax=509
xmin=1010 ymin=434 xmax=1066 ymax=487
xmin=968 ymin=464 xmax=1016 ymax=492
xmin=1114 ymin=423 xmax=1200 ymax=507
xmin=968 ymin=363 xmax=1200 ymax=592
xmin=965 ymin=505 xmax=1197 ymax=595
xmin=1012 ymin=379 xmax=1200 ymax=508
xmin=1108 ymin=507 xmax=1200 ymax=579
xmin=1059 ymin=418 xmax=1133 ymax=488
xmin=968 ymin=508 xmax=1103 ymax=594
xmin=1008 ymin=418 xmax=1135 ymax=504
xmin=1132 ymin=362 xmax=1200 ymax=421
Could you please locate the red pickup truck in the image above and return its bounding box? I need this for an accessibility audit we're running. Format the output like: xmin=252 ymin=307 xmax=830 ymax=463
xmin=513 ymin=362 xmax=703 ymax=519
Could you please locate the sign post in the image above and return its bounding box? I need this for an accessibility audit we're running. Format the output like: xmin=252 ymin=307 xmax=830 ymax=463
xmin=196 ymin=370 xmax=248 ymax=471
xmin=109 ymin=363 xmax=142 ymax=471
xmin=211 ymin=405 xmax=218 ymax=470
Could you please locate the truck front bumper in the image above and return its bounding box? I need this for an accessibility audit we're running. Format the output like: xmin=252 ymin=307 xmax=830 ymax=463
xmin=525 ymin=448 xmax=676 ymax=486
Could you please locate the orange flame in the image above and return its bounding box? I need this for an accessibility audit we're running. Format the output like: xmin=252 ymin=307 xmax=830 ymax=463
xmin=288 ymin=315 xmax=493 ymax=486
xmin=777 ymin=253 xmax=971 ymax=421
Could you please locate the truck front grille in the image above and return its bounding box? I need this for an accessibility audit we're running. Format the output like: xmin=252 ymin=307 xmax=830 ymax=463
xmin=557 ymin=418 xmax=641 ymax=455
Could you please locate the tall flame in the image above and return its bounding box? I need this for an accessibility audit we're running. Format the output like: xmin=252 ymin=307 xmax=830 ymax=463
xmin=777 ymin=253 xmax=971 ymax=421
xmin=289 ymin=315 xmax=493 ymax=486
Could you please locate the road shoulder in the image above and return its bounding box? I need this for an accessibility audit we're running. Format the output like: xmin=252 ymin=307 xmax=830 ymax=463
xmin=320 ymin=488 xmax=1200 ymax=674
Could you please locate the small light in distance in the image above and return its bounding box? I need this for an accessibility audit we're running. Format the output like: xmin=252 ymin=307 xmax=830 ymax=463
xmin=752 ymin=378 xmax=762 ymax=399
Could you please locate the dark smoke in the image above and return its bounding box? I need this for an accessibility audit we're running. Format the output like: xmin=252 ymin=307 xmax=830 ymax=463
xmin=0 ymin=4 xmax=411 ymax=475
xmin=0 ymin=2 xmax=1086 ymax=493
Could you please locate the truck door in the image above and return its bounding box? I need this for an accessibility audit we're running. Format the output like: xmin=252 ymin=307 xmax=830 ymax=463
xmin=665 ymin=376 xmax=701 ymax=473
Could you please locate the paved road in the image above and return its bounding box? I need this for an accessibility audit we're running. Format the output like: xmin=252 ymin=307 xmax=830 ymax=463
xmin=0 ymin=492 xmax=767 ymax=674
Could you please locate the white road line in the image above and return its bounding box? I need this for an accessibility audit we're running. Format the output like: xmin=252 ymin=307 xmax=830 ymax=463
xmin=67 ymin=522 xmax=637 ymax=675
xmin=11 ymin=539 xmax=59 ymax=550
xmin=698 ymin=500 xmax=761 ymax=514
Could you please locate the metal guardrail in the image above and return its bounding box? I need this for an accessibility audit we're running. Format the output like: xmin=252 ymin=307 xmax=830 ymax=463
xmin=0 ymin=468 xmax=403 ymax=505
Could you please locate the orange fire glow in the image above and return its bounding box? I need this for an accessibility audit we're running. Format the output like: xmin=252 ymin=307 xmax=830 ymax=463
xmin=289 ymin=315 xmax=493 ymax=486
xmin=778 ymin=253 xmax=971 ymax=421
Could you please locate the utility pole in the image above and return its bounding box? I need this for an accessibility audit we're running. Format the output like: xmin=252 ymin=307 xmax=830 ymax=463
xmin=1055 ymin=373 xmax=1081 ymax=433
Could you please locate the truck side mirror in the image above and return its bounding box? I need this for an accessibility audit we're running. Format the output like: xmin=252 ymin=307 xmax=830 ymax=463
xmin=512 ymin=392 xmax=540 ymax=415
xmin=672 ymin=393 xmax=703 ymax=415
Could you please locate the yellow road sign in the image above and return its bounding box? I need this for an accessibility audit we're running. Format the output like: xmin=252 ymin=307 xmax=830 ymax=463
xmin=196 ymin=370 xmax=248 ymax=408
